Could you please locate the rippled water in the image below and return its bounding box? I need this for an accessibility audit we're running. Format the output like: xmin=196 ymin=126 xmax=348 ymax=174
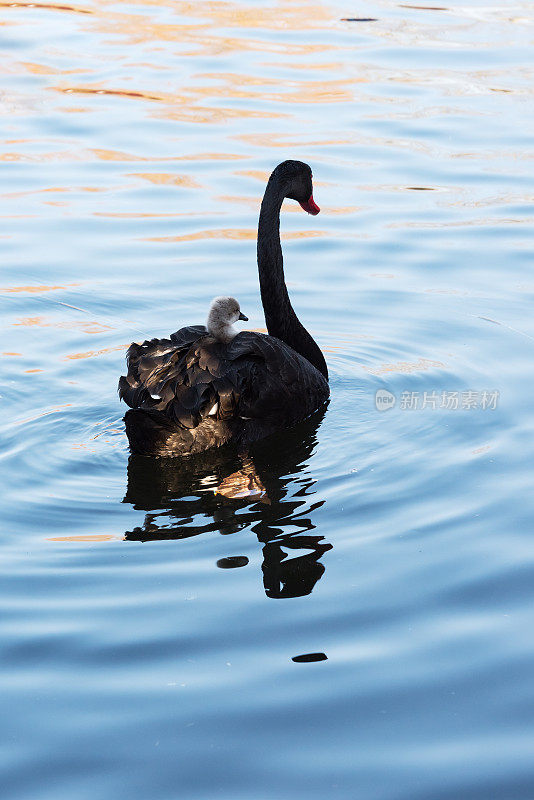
xmin=2 ymin=1 xmax=534 ymax=798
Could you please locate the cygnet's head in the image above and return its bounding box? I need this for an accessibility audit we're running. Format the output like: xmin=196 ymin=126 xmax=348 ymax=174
xmin=206 ymin=296 xmax=248 ymax=343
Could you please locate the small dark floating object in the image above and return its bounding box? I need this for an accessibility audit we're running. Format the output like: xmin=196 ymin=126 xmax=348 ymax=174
xmin=341 ymin=17 xmax=377 ymax=22
xmin=292 ymin=652 xmax=328 ymax=663
xmin=216 ymin=556 xmax=249 ymax=569
xmin=407 ymin=186 xmax=435 ymax=190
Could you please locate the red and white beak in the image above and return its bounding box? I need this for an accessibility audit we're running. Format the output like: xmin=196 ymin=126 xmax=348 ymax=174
xmin=298 ymin=194 xmax=320 ymax=215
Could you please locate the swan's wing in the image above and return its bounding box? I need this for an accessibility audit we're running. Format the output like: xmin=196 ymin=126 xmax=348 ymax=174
xmin=118 ymin=325 xmax=208 ymax=422
xmin=226 ymin=332 xmax=328 ymax=424
xmin=119 ymin=329 xmax=328 ymax=431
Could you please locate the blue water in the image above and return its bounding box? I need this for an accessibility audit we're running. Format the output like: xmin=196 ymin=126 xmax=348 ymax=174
xmin=2 ymin=1 xmax=534 ymax=798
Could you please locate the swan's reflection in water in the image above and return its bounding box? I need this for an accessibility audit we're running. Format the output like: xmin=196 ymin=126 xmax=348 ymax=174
xmin=123 ymin=407 xmax=331 ymax=598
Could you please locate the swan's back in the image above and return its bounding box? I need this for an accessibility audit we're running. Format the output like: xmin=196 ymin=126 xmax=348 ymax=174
xmin=119 ymin=325 xmax=329 ymax=456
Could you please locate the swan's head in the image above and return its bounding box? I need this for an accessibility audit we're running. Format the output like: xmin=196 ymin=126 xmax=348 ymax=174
xmin=207 ymin=296 xmax=248 ymax=343
xmin=274 ymin=160 xmax=320 ymax=216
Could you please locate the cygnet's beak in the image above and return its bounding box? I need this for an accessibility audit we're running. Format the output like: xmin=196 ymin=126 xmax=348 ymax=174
xmin=238 ymin=311 xmax=248 ymax=321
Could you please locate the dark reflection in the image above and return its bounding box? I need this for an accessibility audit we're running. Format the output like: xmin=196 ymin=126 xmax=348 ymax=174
xmin=292 ymin=652 xmax=328 ymax=663
xmin=216 ymin=556 xmax=249 ymax=569
xmin=123 ymin=406 xmax=332 ymax=598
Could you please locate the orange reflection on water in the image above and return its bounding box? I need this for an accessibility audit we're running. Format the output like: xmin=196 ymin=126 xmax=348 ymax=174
xmin=5 ymin=0 xmax=365 ymax=153
xmin=235 ymin=169 xmax=270 ymax=183
xmin=174 ymin=0 xmax=332 ymax=31
xmin=88 ymin=0 xmax=334 ymax=34
xmin=21 ymin=61 xmax=87 ymax=76
xmin=0 ymin=283 xmax=81 ymax=293
xmin=0 ymin=2 xmax=91 ymax=13
xmin=472 ymin=445 xmax=492 ymax=455
xmin=91 ymin=13 xmax=334 ymax=58
xmin=128 ymin=172 xmax=200 ymax=188
xmin=2 ymin=186 xmax=105 ymax=199
xmin=195 ymin=72 xmax=353 ymax=105
xmin=364 ymin=358 xmax=445 ymax=376
xmin=90 ymin=149 xmax=244 ymax=163
xmin=93 ymin=211 xmax=215 ymax=218
xmin=147 ymin=228 xmax=325 ymax=243
xmin=13 ymin=315 xmax=114 ymax=334
xmin=1 ymin=150 xmax=81 ymax=163
xmin=58 ymin=85 xmax=162 ymax=101
xmin=65 ymin=344 xmax=126 ymax=360
xmin=399 ymin=5 xmax=448 ymax=10
xmin=91 ymin=148 xmax=149 ymax=162
xmin=235 ymin=133 xmax=354 ymax=150
xmin=55 ymin=84 xmax=286 ymax=123
xmin=47 ymin=534 xmax=121 ymax=542
xmin=161 ymin=102 xmax=285 ymax=123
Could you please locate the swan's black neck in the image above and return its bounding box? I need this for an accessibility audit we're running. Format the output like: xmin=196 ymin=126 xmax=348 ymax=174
xmin=257 ymin=173 xmax=328 ymax=380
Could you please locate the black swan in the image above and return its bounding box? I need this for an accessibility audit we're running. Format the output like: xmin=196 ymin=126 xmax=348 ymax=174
xmin=119 ymin=160 xmax=329 ymax=456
